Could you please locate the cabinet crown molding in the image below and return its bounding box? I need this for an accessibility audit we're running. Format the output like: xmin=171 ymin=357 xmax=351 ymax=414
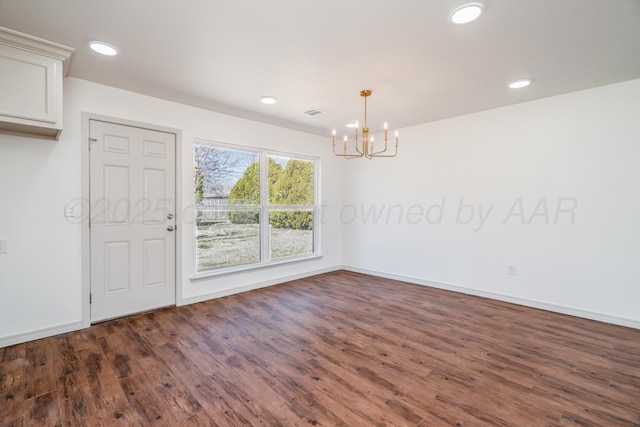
xmin=0 ymin=26 xmax=75 ymax=139
xmin=0 ymin=26 xmax=74 ymax=76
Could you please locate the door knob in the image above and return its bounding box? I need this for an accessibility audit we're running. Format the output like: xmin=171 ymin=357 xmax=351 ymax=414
xmin=166 ymin=226 xmax=174 ymax=231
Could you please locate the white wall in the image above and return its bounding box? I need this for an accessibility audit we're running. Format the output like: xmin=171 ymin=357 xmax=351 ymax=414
xmin=0 ymin=78 xmax=344 ymax=346
xmin=342 ymin=79 xmax=640 ymax=328
xmin=2 ymin=77 xmax=639 ymax=347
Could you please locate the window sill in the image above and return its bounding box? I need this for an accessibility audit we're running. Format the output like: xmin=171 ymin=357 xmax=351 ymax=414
xmin=189 ymin=253 xmax=324 ymax=281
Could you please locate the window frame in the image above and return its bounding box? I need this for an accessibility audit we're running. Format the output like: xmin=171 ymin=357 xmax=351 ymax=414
xmin=191 ymin=139 xmax=321 ymax=279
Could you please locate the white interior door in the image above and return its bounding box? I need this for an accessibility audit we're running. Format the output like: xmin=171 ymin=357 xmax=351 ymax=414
xmin=89 ymin=119 xmax=176 ymax=322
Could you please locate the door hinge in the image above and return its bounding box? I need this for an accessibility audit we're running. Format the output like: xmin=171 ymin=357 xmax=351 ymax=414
xmin=89 ymin=293 xmax=92 ymax=304
xmin=88 ymin=138 xmax=97 ymax=150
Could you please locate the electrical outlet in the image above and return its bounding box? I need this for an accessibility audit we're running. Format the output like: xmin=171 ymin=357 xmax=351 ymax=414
xmin=65 ymin=203 xmax=77 ymax=217
xmin=0 ymin=239 xmax=7 ymax=254
xmin=507 ymin=265 xmax=516 ymax=276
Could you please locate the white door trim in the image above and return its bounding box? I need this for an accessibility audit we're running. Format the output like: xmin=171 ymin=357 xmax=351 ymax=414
xmin=81 ymin=112 xmax=182 ymax=327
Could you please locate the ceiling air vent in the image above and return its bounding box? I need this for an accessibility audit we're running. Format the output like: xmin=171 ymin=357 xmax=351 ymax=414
xmin=303 ymin=109 xmax=322 ymax=116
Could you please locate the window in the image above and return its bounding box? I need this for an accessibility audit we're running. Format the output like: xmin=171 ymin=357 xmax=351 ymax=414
xmin=193 ymin=141 xmax=318 ymax=273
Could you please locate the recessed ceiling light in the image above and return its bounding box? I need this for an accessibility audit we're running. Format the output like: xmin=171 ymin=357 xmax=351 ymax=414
xmin=89 ymin=41 xmax=118 ymax=56
xmin=509 ymin=79 xmax=533 ymax=89
xmin=450 ymin=2 xmax=484 ymax=24
xmin=260 ymin=96 xmax=278 ymax=105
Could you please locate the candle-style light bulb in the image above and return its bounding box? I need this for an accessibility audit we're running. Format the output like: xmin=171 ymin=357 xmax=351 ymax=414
xmin=384 ymin=122 xmax=388 ymax=130
xmin=355 ymin=121 xmax=359 ymax=129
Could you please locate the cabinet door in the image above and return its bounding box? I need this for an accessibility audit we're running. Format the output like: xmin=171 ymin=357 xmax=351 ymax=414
xmin=0 ymin=44 xmax=60 ymax=125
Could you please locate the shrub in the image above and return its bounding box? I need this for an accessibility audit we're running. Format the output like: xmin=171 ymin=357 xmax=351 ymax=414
xmin=228 ymin=158 xmax=313 ymax=229
xmin=228 ymin=162 xmax=259 ymax=224
xmin=269 ymin=210 xmax=313 ymax=230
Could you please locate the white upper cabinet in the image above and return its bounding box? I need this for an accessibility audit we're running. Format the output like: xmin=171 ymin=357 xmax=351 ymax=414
xmin=0 ymin=27 xmax=74 ymax=140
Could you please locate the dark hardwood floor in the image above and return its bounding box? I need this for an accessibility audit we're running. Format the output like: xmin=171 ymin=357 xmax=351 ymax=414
xmin=1 ymin=270 xmax=639 ymax=426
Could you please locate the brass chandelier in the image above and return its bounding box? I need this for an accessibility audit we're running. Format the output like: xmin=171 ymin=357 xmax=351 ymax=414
xmin=332 ymin=89 xmax=398 ymax=159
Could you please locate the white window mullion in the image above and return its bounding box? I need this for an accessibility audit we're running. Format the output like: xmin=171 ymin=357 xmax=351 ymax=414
xmin=259 ymin=153 xmax=269 ymax=263
xmin=313 ymin=158 xmax=321 ymax=256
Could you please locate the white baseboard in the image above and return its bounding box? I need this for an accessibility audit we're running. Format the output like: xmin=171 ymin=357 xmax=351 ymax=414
xmin=342 ymin=265 xmax=640 ymax=330
xmin=0 ymin=321 xmax=84 ymax=348
xmin=179 ymin=265 xmax=342 ymax=306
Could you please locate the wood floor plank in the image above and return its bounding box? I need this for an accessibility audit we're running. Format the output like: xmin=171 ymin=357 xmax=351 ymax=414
xmin=0 ymin=416 xmax=24 ymax=427
xmin=74 ymin=345 xmax=145 ymax=426
xmin=0 ymin=350 xmax=26 ymax=424
xmin=23 ymin=392 xmax=61 ymax=426
xmin=1 ymin=270 xmax=640 ymax=425
xmin=23 ymin=343 xmax=56 ymax=400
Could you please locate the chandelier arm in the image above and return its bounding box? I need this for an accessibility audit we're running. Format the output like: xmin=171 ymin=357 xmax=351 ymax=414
xmin=355 ymin=139 xmax=364 ymax=155
xmin=372 ymin=147 xmax=391 ymax=155
xmin=369 ymin=153 xmax=398 ymax=159
xmin=336 ymin=152 xmax=365 ymax=159
xmin=333 ymin=145 xmax=364 ymax=158
xmin=333 ymin=134 xmax=365 ymax=158
xmin=371 ymin=132 xmax=399 ymax=157
xmin=369 ymin=146 xmax=398 ymax=158
xmin=371 ymin=135 xmax=389 ymax=155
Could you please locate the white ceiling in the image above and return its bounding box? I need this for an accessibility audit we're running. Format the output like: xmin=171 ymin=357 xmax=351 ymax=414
xmin=1 ymin=0 xmax=639 ymax=136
